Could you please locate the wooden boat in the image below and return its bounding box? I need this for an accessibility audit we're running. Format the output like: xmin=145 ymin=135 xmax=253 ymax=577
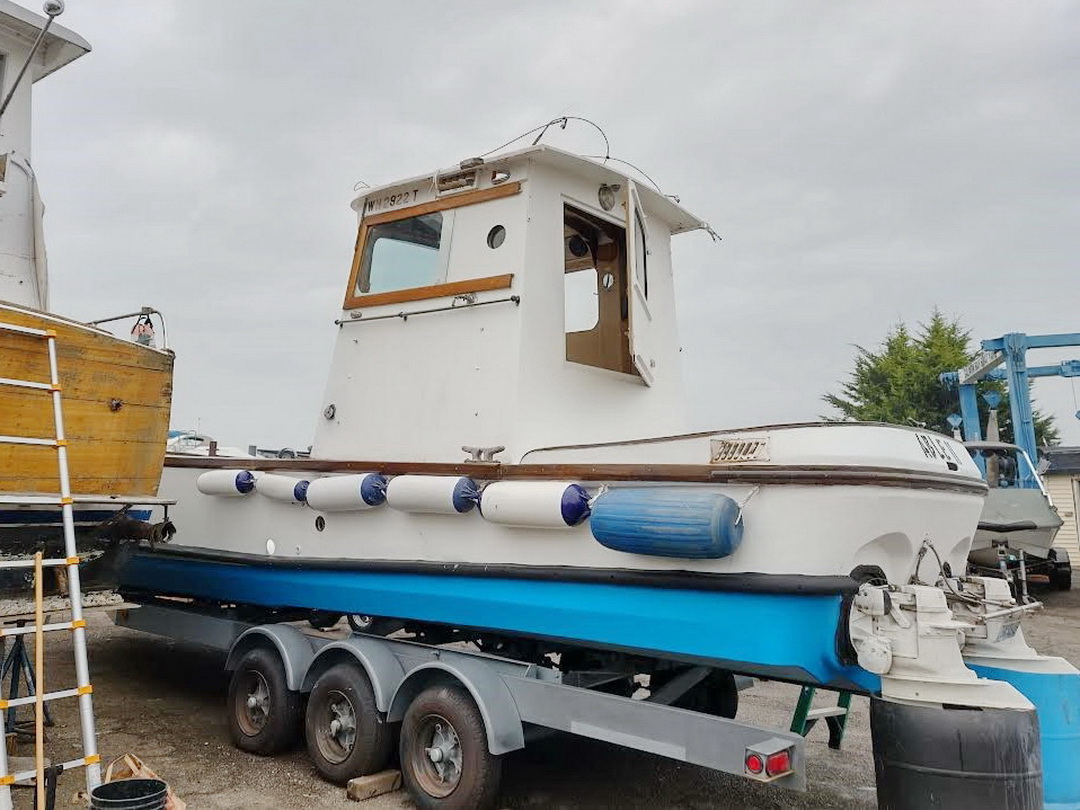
xmin=0 ymin=3 xmax=174 ymax=587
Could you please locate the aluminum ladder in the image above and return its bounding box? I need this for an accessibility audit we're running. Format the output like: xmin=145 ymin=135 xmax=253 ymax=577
xmin=0 ymin=321 xmax=101 ymax=809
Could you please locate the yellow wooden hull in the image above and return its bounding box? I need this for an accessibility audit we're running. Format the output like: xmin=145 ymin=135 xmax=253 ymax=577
xmin=0 ymin=302 xmax=174 ymax=497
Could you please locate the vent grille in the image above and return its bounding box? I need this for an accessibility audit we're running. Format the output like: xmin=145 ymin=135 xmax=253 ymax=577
xmin=710 ymin=438 xmax=769 ymax=464
xmin=436 ymin=170 xmax=477 ymax=193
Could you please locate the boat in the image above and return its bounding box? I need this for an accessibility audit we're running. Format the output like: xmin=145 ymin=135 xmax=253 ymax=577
xmin=0 ymin=2 xmax=174 ymax=592
xmin=166 ymin=429 xmax=254 ymax=458
xmin=965 ymin=440 xmax=1070 ymax=588
xmin=116 ymin=141 xmax=1080 ymax=803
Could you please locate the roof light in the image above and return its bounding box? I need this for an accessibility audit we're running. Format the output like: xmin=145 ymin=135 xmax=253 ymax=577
xmin=598 ymin=183 xmax=620 ymax=211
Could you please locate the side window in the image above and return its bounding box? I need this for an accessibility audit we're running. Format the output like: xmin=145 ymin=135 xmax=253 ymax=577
xmin=357 ymin=211 xmax=452 ymax=295
xmin=564 ymin=268 xmax=599 ymax=333
xmin=633 ymin=208 xmax=648 ymax=298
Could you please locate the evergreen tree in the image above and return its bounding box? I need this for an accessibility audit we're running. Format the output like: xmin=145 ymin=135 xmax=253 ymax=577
xmin=824 ymin=311 xmax=1059 ymax=446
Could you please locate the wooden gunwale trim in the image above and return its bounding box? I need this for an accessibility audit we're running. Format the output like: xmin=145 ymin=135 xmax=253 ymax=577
xmin=346 ymin=274 xmax=514 ymax=309
xmin=0 ymin=302 xmax=174 ymax=357
xmin=343 ymin=181 xmax=523 ymax=310
xmin=164 ymin=456 xmax=987 ymax=494
xmin=521 ymin=420 xmax=970 ymax=456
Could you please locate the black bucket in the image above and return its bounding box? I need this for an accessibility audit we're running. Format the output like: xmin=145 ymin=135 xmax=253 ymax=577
xmin=871 ymin=696 xmax=1043 ymax=809
xmin=89 ymin=778 xmax=168 ymax=810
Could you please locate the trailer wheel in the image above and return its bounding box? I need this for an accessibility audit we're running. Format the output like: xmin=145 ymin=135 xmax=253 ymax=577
xmin=1052 ymin=561 xmax=1073 ymax=591
xmin=227 ymin=647 xmax=301 ymax=754
xmin=305 ymin=662 xmax=392 ymax=784
xmin=400 ymin=684 xmax=501 ymax=810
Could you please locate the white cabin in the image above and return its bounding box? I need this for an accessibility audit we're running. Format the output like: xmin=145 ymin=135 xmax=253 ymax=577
xmin=0 ymin=0 xmax=89 ymax=309
xmin=313 ymin=146 xmax=708 ymax=463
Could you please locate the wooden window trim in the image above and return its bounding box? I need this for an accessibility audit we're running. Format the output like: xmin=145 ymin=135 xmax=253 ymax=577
xmin=343 ymin=181 xmax=522 ymax=310
xmin=348 ymin=273 xmax=514 ymax=308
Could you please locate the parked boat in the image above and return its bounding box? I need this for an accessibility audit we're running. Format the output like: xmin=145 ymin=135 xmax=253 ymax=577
xmin=0 ymin=3 xmax=174 ymax=592
xmin=116 ymin=141 xmax=1080 ymax=804
xmin=166 ymin=430 xmax=254 ymax=458
xmin=965 ymin=440 xmax=1071 ymax=589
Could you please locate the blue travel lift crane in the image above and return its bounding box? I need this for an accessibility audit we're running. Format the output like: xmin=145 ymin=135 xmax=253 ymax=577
xmin=942 ymin=332 xmax=1080 ymax=476
xmin=941 ymin=331 xmax=1080 ymax=589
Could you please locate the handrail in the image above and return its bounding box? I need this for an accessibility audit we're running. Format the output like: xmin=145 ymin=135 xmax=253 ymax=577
xmin=335 ymin=295 xmax=520 ymax=326
xmin=87 ymin=306 xmax=169 ymax=351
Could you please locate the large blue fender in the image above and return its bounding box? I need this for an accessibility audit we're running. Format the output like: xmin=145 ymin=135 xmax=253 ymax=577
xmin=969 ymin=659 xmax=1080 ymax=809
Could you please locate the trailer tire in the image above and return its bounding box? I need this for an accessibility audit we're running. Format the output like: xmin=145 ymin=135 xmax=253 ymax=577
xmin=305 ymin=661 xmax=392 ymax=784
xmin=400 ymin=684 xmax=502 ymax=810
xmin=1052 ymin=564 xmax=1073 ymax=591
xmin=227 ymin=647 xmax=302 ymax=755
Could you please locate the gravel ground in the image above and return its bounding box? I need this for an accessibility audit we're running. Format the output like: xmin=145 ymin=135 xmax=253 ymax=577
xmin=17 ymin=581 xmax=1079 ymax=809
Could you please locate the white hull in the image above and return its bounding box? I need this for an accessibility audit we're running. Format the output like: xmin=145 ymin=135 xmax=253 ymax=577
xmin=152 ymin=422 xmax=985 ymax=586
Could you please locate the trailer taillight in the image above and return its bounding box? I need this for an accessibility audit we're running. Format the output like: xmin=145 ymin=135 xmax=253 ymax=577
xmin=744 ymin=740 xmax=796 ymax=782
xmin=745 ymin=752 xmax=765 ymax=775
xmin=765 ymin=749 xmax=792 ymax=777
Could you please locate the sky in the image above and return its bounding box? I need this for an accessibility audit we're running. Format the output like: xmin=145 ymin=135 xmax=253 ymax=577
xmin=27 ymin=0 xmax=1080 ymax=450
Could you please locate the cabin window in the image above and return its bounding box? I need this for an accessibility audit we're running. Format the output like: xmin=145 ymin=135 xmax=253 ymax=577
xmin=563 ymin=205 xmax=635 ymax=376
xmin=357 ymin=211 xmax=452 ymax=295
xmin=633 ymin=208 xmax=648 ymax=298
xmin=564 ymin=269 xmax=599 ymax=332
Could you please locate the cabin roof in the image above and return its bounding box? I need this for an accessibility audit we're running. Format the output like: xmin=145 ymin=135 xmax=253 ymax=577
xmin=0 ymin=0 xmax=91 ymax=80
xmin=352 ymin=144 xmax=709 ymax=236
xmin=1043 ymin=446 xmax=1080 ymax=474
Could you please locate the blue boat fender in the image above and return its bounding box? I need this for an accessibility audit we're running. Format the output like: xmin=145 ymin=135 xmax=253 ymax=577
xmin=478 ymin=482 xmax=591 ymax=528
xmin=255 ymin=473 xmax=311 ymax=504
xmin=589 ymin=488 xmax=744 ymax=559
xmin=196 ymin=469 xmax=256 ymax=497
xmin=386 ymin=475 xmax=480 ymax=515
xmin=305 ymin=473 xmax=388 ymax=511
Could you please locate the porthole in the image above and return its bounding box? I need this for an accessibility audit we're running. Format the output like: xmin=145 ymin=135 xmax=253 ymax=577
xmin=487 ymin=225 xmax=506 ymax=249
xmin=315 ymin=516 xmax=326 ymax=532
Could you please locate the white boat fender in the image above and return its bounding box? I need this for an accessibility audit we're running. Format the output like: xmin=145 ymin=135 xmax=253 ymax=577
xmin=196 ymin=469 xmax=256 ymax=497
xmin=589 ymin=488 xmax=744 ymax=558
xmin=478 ymin=481 xmax=591 ymax=528
xmin=385 ymin=475 xmax=479 ymax=514
xmin=255 ymin=473 xmax=311 ymax=504
xmin=305 ymin=474 xmax=388 ymax=511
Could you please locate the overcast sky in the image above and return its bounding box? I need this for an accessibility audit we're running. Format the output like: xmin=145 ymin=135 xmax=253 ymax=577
xmin=29 ymin=0 xmax=1080 ymax=450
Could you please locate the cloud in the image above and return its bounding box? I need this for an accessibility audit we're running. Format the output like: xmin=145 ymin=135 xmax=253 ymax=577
xmin=27 ymin=0 xmax=1080 ymax=447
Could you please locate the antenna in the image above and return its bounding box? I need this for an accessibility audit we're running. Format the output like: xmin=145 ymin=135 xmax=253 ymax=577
xmin=0 ymin=2 xmax=66 ymax=122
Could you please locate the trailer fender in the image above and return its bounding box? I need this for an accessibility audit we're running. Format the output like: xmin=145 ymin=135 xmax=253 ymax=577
xmin=301 ymin=637 xmax=406 ymax=710
xmin=387 ymin=660 xmax=525 ymax=755
xmin=225 ymin=625 xmax=316 ymax=691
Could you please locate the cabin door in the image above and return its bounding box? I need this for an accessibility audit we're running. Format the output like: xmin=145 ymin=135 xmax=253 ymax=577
xmin=625 ymin=181 xmax=655 ymax=385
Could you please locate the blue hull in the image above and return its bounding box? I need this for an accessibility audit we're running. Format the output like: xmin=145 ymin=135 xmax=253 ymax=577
xmin=119 ymin=551 xmax=879 ymax=692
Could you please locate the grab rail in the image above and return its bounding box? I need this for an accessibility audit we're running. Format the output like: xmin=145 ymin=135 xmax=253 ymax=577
xmin=87 ymin=306 xmax=170 ymax=351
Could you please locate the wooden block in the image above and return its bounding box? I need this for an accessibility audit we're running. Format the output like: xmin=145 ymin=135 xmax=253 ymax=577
xmin=346 ymin=770 xmax=402 ymax=802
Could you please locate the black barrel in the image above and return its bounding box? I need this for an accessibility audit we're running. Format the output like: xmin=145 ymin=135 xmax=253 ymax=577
xmin=89 ymin=778 xmax=168 ymax=810
xmin=871 ymin=697 xmax=1042 ymax=809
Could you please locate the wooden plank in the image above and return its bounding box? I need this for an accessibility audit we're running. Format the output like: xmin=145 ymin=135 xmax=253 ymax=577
xmin=163 ymin=456 xmax=986 ymax=494
xmin=361 ymin=182 xmax=522 ymax=228
xmin=346 ymin=770 xmax=402 ymax=801
xmin=0 ymin=305 xmax=174 ymax=497
xmin=345 ymin=274 xmax=514 ymax=309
